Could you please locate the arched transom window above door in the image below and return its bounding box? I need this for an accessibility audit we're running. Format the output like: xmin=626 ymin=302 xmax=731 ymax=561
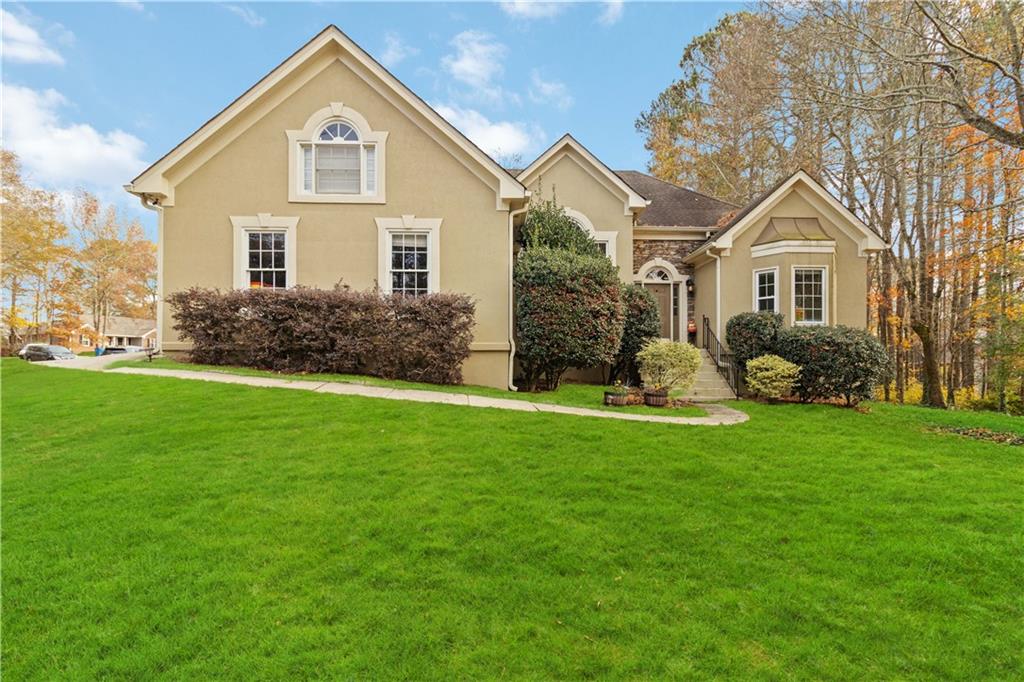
xmin=644 ymin=267 xmax=672 ymax=282
xmin=287 ymin=103 xmax=389 ymax=204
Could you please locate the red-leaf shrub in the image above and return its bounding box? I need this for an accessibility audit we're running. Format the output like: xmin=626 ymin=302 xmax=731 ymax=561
xmin=166 ymin=286 xmax=475 ymax=384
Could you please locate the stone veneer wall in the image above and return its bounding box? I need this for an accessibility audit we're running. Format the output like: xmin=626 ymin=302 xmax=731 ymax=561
xmin=632 ymin=238 xmax=706 ymax=325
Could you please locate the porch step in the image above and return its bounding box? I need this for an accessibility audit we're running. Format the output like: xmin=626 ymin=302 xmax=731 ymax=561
xmin=681 ymin=350 xmax=738 ymax=401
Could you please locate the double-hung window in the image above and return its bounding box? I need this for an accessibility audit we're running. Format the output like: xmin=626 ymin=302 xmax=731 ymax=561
xmin=246 ymin=231 xmax=287 ymax=289
xmin=375 ymin=217 xmax=441 ymax=296
xmin=300 ymin=121 xmax=378 ymax=196
xmin=753 ymin=268 xmax=778 ymax=313
xmin=793 ymin=267 xmax=826 ymax=324
xmin=390 ymin=233 xmax=430 ymax=296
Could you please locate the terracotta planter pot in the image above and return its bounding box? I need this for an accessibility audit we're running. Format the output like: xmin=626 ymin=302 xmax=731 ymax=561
xmin=604 ymin=391 xmax=628 ymax=406
xmin=643 ymin=389 xmax=669 ymax=407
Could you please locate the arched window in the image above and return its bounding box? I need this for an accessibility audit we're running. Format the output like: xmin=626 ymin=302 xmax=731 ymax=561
xmin=318 ymin=122 xmax=359 ymax=141
xmin=301 ymin=119 xmax=374 ymax=195
xmin=645 ymin=267 xmax=672 ymax=282
xmin=288 ymin=104 xmax=388 ymax=202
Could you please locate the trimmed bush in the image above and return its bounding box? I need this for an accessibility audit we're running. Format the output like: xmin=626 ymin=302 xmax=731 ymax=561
xmin=745 ymin=354 xmax=800 ymax=401
xmin=726 ymin=311 xmax=783 ymax=369
xmin=514 ymin=246 xmax=624 ymax=390
xmin=775 ymin=325 xmax=888 ymax=405
xmin=609 ymin=284 xmax=661 ymax=384
xmin=520 ymin=197 xmax=603 ymax=256
xmin=636 ymin=339 xmax=702 ymax=393
xmin=166 ymin=286 xmax=475 ymax=384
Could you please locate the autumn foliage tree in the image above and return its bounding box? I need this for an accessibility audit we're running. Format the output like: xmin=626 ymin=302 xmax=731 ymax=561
xmin=637 ymin=1 xmax=1024 ymax=410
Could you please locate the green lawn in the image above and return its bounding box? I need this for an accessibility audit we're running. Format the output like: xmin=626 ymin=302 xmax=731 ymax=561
xmin=3 ymin=360 xmax=1022 ymax=679
xmin=109 ymin=355 xmax=707 ymax=417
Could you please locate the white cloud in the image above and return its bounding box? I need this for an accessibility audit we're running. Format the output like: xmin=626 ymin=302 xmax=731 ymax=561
xmin=434 ymin=103 xmax=544 ymax=158
xmin=528 ymin=70 xmax=573 ymax=111
xmin=1 ymin=9 xmax=66 ymax=65
xmin=441 ymin=30 xmax=520 ymax=107
xmin=116 ymin=0 xmax=145 ymax=12
xmin=223 ymin=4 xmax=265 ymax=28
xmin=380 ymin=32 xmax=419 ymax=68
xmin=2 ymin=83 xmax=148 ymax=194
xmin=442 ymin=30 xmax=506 ymax=90
xmin=499 ymin=1 xmax=565 ymax=20
xmin=598 ymin=0 xmax=624 ymax=26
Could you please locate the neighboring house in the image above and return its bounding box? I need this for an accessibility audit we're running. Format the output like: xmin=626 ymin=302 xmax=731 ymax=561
xmin=90 ymin=316 xmax=158 ymax=349
xmin=20 ymin=316 xmax=158 ymax=351
xmin=125 ymin=25 xmax=886 ymax=390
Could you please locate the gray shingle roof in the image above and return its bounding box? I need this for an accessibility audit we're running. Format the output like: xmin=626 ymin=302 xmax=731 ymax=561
xmin=614 ymin=171 xmax=738 ymax=227
xmin=80 ymin=315 xmax=156 ymax=337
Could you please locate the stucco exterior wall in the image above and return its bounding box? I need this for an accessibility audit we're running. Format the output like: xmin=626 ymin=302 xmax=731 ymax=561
xmin=519 ymin=150 xmax=635 ymax=281
xmin=158 ymin=55 xmax=513 ymax=388
xmin=702 ymin=187 xmax=869 ymax=344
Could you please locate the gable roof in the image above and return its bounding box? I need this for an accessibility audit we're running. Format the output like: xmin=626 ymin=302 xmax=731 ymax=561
xmin=614 ymin=171 xmax=737 ymax=227
xmin=125 ymin=25 xmax=525 ymax=208
xmin=684 ymin=169 xmax=888 ymax=263
xmin=517 ymin=134 xmax=648 ymax=215
xmin=80 ymin=316 xmax=157 ymax=337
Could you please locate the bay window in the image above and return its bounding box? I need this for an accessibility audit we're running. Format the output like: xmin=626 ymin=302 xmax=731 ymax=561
xmin=793 ymin=266 xmax=827 ymax=325
xmin=753 ymin=267 xmax=778 ymax=313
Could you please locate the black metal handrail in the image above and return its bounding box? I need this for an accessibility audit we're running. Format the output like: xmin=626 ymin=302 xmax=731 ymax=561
xmin=701 ymin=315 xmax=740 ymax=397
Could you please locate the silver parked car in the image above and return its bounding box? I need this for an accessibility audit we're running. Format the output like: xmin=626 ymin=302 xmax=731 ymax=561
xmin=19 ymin=344 xmax=76 ymax=361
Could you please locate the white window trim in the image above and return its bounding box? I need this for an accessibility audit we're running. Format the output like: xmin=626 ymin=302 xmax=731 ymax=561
xmin=287 ymin=102 xmax=388 ymax=204
xmin=752 ymin=239 xmax=836 ymax=259
xmin=375 ymin=215 xmax=442 ymax=294
xmin=564 ymin=207 xmax=617 ymax=267
xmin=231 ymin=213 xmax=299 ymax=289
xmin=752 ymin=266 xmax=780 ymax=313
xmin=791 ymin=265 xmax=828 ymax=326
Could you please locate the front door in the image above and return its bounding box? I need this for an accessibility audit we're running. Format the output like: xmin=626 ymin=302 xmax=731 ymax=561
xmin=647 ymin=283 xmax=673 ymax=339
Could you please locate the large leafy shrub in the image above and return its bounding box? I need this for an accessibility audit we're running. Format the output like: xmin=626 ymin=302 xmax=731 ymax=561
xmin=775 ymin=325 xmax=888 ymax=405
xmin=520 ymin=198 xmax=603 ymax=256
xmin=609 ymin=284 xmax=661 ymax=384
xmin=726 ymin=311 xmax=783 ymax=369
xmin=514 ymin=246 xmax=624 ymax=390
xmin=167 ymin=286 xmax=475 ymax=384
xmin=635 ymin=339 xmax=702 ymax=393
xmin=745 ymin=354 xmax=800 ymax=401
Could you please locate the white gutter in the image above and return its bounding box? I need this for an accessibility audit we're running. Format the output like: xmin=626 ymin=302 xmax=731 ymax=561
xmin=507 ymin=203 xmax=528 ymax=391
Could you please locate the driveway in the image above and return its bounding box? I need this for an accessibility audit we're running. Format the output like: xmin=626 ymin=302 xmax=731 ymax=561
xmin=36 ymin=351 xmax=151 ymax=371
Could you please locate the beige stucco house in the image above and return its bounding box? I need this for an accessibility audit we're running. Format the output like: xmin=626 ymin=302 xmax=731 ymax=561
xmin=126 ymin=25 xmax=886 ymax=390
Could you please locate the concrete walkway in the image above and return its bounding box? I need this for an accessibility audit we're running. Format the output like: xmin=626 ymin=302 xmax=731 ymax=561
xmin=105 ymin=366 xmax=749 ymax=426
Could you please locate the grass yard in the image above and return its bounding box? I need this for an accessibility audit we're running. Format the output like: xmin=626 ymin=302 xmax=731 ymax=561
xmin=109 ymin=355 xmax=707 ymax=416
xmin=3 ymin=360 xmax=1022 ymax=678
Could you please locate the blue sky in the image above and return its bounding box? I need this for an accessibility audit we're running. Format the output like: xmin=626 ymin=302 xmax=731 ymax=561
xmin=2 ymin=1 xmax=739 ymax=237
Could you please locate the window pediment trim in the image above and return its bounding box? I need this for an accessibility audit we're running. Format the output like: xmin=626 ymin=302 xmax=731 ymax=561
xmin=287 ymin=102 xmax=388 ymax=204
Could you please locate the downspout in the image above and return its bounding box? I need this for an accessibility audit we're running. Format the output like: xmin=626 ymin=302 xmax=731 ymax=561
xmin=126 ymin=185 xmax=162 ymax=348
xmin=507 ymin=204 xmax=528 ymax=391
xmin=710 ymin=250 xmax=722 ymax=341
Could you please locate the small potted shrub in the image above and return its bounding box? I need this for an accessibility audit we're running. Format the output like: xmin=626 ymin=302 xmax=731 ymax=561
xmin=643 ymin=383 xmax=669 ymax=407
xmin=604 ymin=380 xmax=629 ymax=406
xmin=636 ymin=339 xmax=702 ymax=407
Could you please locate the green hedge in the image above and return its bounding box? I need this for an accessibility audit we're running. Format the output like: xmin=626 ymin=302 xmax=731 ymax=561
xmin=726 ymin=311 xmax=783 ymax=369
xmin=774 ymin=325 xmax=889 ymax=405
xmin=609 ymin=284 xmax=661 ymax=384
xmin=514 ymin=246 xmax=624 ymax=390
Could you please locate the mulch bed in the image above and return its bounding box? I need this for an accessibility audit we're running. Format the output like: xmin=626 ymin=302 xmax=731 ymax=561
xmin=930 ymin=426 xmax=1024 ymax=446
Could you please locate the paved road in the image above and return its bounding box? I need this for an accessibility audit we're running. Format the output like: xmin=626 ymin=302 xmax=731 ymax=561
xmin=35 ymin=351 xmax=152 ymax=371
